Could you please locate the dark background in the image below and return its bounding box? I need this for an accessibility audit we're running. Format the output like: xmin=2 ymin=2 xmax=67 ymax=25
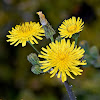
xmin=0 ymin=0 xmax=100 ymax=100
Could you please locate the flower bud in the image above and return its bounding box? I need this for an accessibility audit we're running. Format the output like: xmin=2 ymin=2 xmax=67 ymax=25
xmin=27 ymin=53 xmax=39 ymax=66
xmin=31 ymin=65 xmax=42 ymax=75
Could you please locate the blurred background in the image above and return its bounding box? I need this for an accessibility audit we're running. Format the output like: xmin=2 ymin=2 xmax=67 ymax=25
xmin=0 ymin=0 xmax=100 ymax=100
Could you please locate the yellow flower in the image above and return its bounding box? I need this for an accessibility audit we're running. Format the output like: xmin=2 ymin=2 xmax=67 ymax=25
xmin=58 ymin=17 xmax=84 ymax=38
xmin=39 ymin=39 xmax=86 ymax=82
xmin=6 ymin=21 xmax=45 ymax=47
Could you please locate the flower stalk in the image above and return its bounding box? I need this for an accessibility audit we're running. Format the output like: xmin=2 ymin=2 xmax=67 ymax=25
xmin=28 ymin=41 xmax=40 ymax=54
xmin=64 ymin=81 xmax=76 ymax=100
xmin=75 ymin=38 xmax=78 ymax=46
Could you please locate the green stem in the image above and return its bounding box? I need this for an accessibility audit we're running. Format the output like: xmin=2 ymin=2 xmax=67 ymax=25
xmin=75 ymin=38 xmax=78 ymax=46
xmin=50 ymin=36 xmax=54 ymax=42
xmin=28 ymin=41 xmax=40 ymax=54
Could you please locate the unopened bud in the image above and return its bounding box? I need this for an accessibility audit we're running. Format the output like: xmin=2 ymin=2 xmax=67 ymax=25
xmin=27 ymin=53 xmax=39 ymax=66
xmin=31 ymin=65 xmax=42 ymax=75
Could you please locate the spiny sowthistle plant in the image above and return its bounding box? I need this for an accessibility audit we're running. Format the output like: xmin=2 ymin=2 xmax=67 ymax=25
xmin=7 ymin=11 xmax=87 ymax=100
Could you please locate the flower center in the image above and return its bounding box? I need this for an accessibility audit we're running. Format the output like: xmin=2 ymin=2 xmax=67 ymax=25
xmin=17 ymin=25 xmax=34 ymax=38
xmin=59 ymin=56 xmax=65 ymax=61
xmin=67 ymin=24 xmax=77 ymax=32
xmin=58 ymin=53 xmax=67 ymax=62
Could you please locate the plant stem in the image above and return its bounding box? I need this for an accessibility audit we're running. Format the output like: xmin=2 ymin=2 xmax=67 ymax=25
xmin=50 ymin=36 xmax=54 ymax=42
xmin=64 ymin=81 xmax=76 ymax=100
xmin=28 ymin=41 xmax=40 ymax=54
xmin=75 ymin=38 xmax=78 ymax=46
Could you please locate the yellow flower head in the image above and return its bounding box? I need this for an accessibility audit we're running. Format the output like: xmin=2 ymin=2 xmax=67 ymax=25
xmin=6 ymin=21 xmax=45 ymax=47
xmin=58 ymin=17 xmax=84 ymax=38
xmin=39 ymin=39 xmax=86 ymax=82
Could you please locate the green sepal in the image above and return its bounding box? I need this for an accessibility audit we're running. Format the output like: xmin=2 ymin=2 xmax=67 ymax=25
xmin=43 ymin=23 xmax=55 ymax=39
xmin=56 ymin=35 xmax=62 ymax=42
